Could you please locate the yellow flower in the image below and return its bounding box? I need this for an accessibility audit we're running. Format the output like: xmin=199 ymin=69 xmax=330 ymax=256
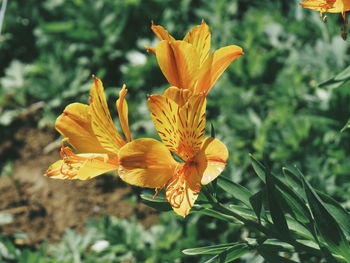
xmin=45 ymin=76 xmax=132 ymax=180
xmin=146 ymin=21 xmax=244 ymax=95
xmin=299 ymin=0 xmax=350 ymax=38
xmin=299 ymin=0 xmax=350 ymax=14
xmin=118 ymin=87 xmax=228 ymax=217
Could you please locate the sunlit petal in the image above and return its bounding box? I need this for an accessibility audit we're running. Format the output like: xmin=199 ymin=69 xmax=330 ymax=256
xmin=45 ymin=146 xmax=119 ymax=180
xmin=116 ymin=84 xmax=132 ymax=142
xmin=90 ymin=76 xmax=126 ymax=155
xmin=199 ymin=137 xmax=229 ymax=185
xmin=148 ymin=91 xmax=206 ymax=160
xmin=55 ymin=103 xmax=107 ymax=153
xmin=183 ymin=20 xmax=211 ymax=66
xmin=196 ymin=45 xmax=244 ymax=94
xmin=156 ymin=40 xmax=200 ymax=91
xmin=118 ymin=138 xmax=177 ymax=188
xmin=299 ymin=0 xmax=350 ymax=12
xmin=151 ymin=23 xmax=176 ymax=42
xmin=176 ymin=94 xmax=206 ymax=160
xmin=163 ymin=86 xmax=193 ymax=107
xmin=165 ymin=163 xmax=202 ymax=217
xmin=148 ymin=94 xmax=180 ymax=154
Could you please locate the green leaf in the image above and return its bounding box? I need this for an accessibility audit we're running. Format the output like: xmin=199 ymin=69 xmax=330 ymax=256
xmin=258 ymin=246 xmax=299 ymax=263
xmin=316 ymin=190 xmax=350 ymax=239
xmin=217 ymin=176 xmax=252 ymax=208
xmin=203 ymin=243 xmax=250 ymax=263
xmin=182 ymin=242 xmax=237 ymax=255
xmin=265 ymin=169 xmax=290 ymax=237
xmin=282 ymin=167 xmax=306 ymax=200
xmin=140 ymin=193 xmax=172 ymax=212
xmin=302 ymin=176 xmax=350 ymax=260
xmin=191 ymin=207 xmax=240 ymax=223
xmin=273 ymin=173 xmax=312 ymax=224
xmin=249 ymin=154 xmax=266 ymax=182
xmin=210 ymin=122 xmax=216 ymax=138
xmin=249 ymin=190 xmax=265 ymax=223
xmin=340 ymin=119 xmax=350 ymax=132
xmin=41 ymin=21 xmax=75 ymax=33
xmin=319 ymin=65 xmax=350 ymax=89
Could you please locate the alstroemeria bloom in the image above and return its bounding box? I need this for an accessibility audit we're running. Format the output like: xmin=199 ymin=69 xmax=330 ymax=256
xmin=45 ymin=76 xmax=132 ymax=180
xmin=299 ymin=0 xmax=350 ymax=38
xmin=146 ymin=21 xmax=243 ymax=95
xmin=118 ymin=87 xmax=228 ymax=216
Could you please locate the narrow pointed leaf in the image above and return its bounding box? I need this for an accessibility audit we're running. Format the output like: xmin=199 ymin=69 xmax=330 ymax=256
xmin=203 ymin=243 xmax=250 ymax=263
xmin=249 ymin=154 xmax=266 ymax=183
xmin=316 ymin=190 xmax=350 ymax=238
xmin=266 ymin=169 xmax=290 ymax=237
xmin=217 ymin=176 xmax=252 ymax=208
xmin=273 ymin=173 xmax=312 ymax=224
xmin=302 ymin=176 xmax=350 ymax=260
xmin=210 ymin=122 xmax=216 ymax=138
xmin=341 ymin=119 xmax=350 ymax=132
xmin=191 ymin=207 xmax=240 ymax=223
xmin=249 ymin=190 xmax=265 ymax=223
xmin=258 ymin=247 xmax=299 ymax=263
xmin=282 ymin=167 xmax=306 ymax=200
xmin=140 ymin=193 xmax=172 ymax=212
xmin=183 ymin=242 xmax=237 ymax=255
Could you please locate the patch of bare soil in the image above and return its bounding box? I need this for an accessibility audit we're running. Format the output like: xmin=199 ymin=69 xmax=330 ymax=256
xmin=0 ymin=118 xmax=157 ymax=245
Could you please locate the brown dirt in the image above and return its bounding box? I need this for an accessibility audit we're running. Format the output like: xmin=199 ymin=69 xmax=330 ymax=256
xmin=0 ymin=123 xmax=157 ymax=245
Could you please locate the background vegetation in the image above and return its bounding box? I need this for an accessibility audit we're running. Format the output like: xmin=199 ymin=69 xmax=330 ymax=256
xmin=0 ymin=0 xmax=349 ymax=262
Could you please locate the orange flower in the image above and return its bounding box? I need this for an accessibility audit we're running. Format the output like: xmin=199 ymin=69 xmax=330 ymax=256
xmin=45 ymin=76 xmax=132 ymax=180
xmin=118 ymin=87 xmax=228 ymax=216
xmin=299 ymin=0 xmax=350 ymax=38
xmin=146 ymin=21 xmax=244 ymax=95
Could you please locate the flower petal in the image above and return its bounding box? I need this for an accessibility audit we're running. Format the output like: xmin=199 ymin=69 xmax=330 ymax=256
xmin=156 ymin=40 xmax=200 ymax=91
xmin=118 ymin=138 xmax=177 ymax=188
xmin=163 ymin=86 xmax=193 ymax=107
xmin=165 ymin=163 xmax=202 ymax=217
xmin=183 ymin=20 xmax=211 ymax=66
xmin=176 ymin=94 xmax=206 ymax=160
xmin=148 ymin=91 xmax=206 ymax=160
xmin=299 ymin=0 xmax=347 ymax=12
xmin=199 ymin=137 xmax=229 ymax=185
xmin=55 ymin=103 xmax=107 ymax=153
xmin=90 ymin=77 xmax=126 ymax=155
xmin=116 ymin=84 xmax=132 ymax=142
xmin=196 ymin=45 xmax=243 ymax=94
xmin=45 ymin=146 xmax=119 ymax=180
xmin=151 ymin=23 xmax=176 ymax=42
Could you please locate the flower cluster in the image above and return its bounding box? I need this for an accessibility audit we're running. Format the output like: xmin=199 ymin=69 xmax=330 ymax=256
xmin=45 ymin=22 xmax=243 ymax=217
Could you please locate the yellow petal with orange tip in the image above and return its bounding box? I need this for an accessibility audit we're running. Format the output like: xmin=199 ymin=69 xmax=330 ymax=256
xmin=148 ymin=92 xmax=206 ymax=160
xmin=116 ymin=84 xmax=132 ymax=142
xmin=198 ymin=137 xmax=229 ymax=185
xmin=118 ymin=138 xmax=177 ymax=188
xmin=89 ymin=76 xmax=126 ymax=155
xmin=165 ymin=163 xmax=202 ymax=217
xmin=156 ymin=40 xmax=200 ymax=91
xmin=196 ymin=45 xmax=244 ymax=94
xmin=151 ymin=23 xmax=176 ymax=42
xmin=299 ymin=0 xmax=350 ymax=12
xmin=55 ymin=103 xmax=107 ymax=154
xmin=183 ymin=20 xmax=211 ymax=66
xmin=163 ymin=86 xmax=193 ymax=107
xmin=45 ymin=146 xmax=119 ymax=180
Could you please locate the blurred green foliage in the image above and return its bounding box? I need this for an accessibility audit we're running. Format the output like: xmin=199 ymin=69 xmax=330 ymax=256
xmin=1 ymin=0 xmax=350 ymax=262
